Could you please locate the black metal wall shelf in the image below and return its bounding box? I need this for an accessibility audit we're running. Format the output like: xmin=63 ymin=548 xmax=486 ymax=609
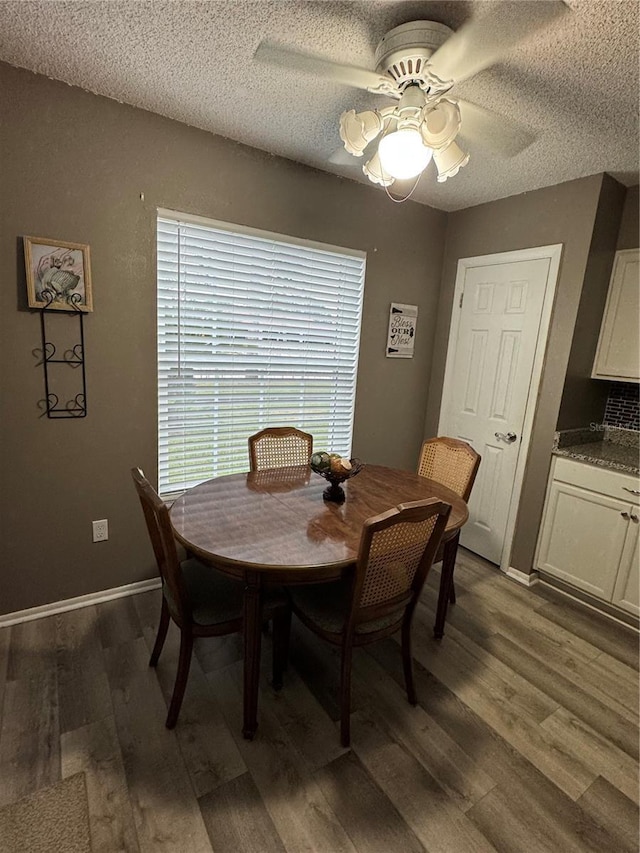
xmin=38 ymin=290 xmax=87 ymax=418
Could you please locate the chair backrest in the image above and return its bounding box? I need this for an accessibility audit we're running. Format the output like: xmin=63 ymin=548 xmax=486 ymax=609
xmin=247 ymin=465 xmax=311 ymax=493
xmin=417 ymin=437 xmax=481 ymax=502
xmin=349 ymin=499 xmax=451 ymax=628
xmin=131 ymin=467 xmax=189 ymax=621
xmin=248 ymin=426 xmax=313 ymax=472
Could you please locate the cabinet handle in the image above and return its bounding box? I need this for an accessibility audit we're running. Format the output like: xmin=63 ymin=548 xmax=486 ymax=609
xmin=622 ymin=487 xmax=640 ymax=496
xmin=631 ymin=514 xmax=639 ymax=523
xmin=621 ymin=512 xmax=631 ymax=520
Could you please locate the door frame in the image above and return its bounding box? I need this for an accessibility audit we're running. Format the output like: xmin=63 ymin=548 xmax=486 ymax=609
xmin=437 ymin=244 xmax=563 ymax=577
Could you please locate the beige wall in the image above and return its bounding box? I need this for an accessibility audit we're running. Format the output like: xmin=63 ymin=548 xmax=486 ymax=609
xmin=617 ymin=185 xmax=639 ymax=250
xmin=424 ymin=175 xmax=604 ymax=574
xmin=0 ymin=63 xmax=446 ymax=614
xmin=557 ymin=175 xmax=626 ymax=430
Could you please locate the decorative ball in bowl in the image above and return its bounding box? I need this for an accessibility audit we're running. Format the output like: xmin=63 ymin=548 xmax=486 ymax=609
xmin=310 ymin=452 xmax=364 ymax=503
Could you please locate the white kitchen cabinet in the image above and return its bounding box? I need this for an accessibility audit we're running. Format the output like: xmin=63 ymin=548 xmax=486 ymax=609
xmin=537 ymin=456 xmax=640 ymax=616
xmin=612 ymin=517 xmax=639 ymax=615
xmin=592 ymin=248 xmax=640 ymax=382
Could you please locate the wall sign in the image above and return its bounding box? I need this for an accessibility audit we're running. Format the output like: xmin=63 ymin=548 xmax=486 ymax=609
xmin=386 ymin=303 xmax=418 ymax=358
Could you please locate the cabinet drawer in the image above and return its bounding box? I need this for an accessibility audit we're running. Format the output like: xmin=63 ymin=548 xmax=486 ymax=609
xmin=553 ymin=456 xmax=640 ymax=503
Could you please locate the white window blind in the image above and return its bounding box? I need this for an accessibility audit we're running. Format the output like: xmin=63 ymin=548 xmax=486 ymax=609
xmin=157 ymin=212 xmax=366 ymax=495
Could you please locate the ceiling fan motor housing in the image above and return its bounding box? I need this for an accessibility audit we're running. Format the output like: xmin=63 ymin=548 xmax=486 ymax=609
xmin=375 ymin=21 xmax=454 ymax=90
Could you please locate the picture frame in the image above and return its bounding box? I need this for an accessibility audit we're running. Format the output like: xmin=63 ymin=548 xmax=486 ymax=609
xmin=24 ymin=236 xmax=93 ymax=312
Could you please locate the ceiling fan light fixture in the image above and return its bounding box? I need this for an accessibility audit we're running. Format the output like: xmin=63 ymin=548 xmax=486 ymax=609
xmin=377 ymin=127 xmax=433 ymax=180
xmin=433 ymin=140 xmax=470 ymax=182
xmin=362 ymin=151 xmax=394 ymax=186
xmin=339 ymin=109 xmax=383 ymax=156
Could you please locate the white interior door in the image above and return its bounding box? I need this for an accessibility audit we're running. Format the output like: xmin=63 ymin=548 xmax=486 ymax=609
xmin=439 ymin=248 xmax=561 ymax=567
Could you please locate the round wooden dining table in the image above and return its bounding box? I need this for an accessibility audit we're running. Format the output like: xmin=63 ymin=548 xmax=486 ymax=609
xmin=170 ymin=463 xmax=468 ymax=739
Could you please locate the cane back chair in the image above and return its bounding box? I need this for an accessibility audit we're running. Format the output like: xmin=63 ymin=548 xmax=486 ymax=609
xmin=248 ymin=426 xmax=313 ymax=472
xmin=131 ymin=467 xmax=289 ymax=729
xmin=417 ymin=437 xmax=481 ymax=637
xmin=289 ymin=498 xmax=451 ymax=746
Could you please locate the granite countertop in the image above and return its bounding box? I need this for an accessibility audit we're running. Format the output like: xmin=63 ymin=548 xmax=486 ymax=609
xmin=553 ymin=427 xmax=640 ymax=476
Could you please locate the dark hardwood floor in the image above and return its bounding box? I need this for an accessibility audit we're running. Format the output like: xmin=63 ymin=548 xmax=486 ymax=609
xmin=0 ymin=550 xmax=638 ymax=852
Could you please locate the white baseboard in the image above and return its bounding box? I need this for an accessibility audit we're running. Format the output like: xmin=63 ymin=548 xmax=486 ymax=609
xmin=505 ymin=566 xmax=540 ymax=587
xmin=0 ymin=577 xmax=161 ymax=628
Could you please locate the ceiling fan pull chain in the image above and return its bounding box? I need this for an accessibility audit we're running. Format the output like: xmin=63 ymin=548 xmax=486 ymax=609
xmin=384 ymin=172 xmax=423 ymax=204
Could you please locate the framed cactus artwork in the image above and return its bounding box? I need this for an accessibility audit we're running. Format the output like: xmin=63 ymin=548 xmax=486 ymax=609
xmin=24 ymin=236 xmax=93 ymax=312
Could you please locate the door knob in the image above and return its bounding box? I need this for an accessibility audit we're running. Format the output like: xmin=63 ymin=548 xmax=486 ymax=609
xmin=495 ymin=431 xmax=518 ymax=444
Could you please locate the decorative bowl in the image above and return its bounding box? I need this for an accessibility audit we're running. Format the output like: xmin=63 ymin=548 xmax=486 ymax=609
xmin=310 ymin=453 xmax=364 ymax=503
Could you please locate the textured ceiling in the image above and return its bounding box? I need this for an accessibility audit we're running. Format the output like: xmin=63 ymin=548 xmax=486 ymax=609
xmin=0 ymin=0 xmax=637 ymax=211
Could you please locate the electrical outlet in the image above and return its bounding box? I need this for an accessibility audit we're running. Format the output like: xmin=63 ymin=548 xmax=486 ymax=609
xmin=92 ymin=519 xmax=108 ymax=542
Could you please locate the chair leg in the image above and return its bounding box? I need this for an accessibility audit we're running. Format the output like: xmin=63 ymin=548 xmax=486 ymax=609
xmin=401 ymin=617 xmax=417 ymax=706
xmin=339 ymin=641 xmax=353 ymax=748
xmin=449 ymin=580 xmax=456 ymax=604
xmin=149 ymin=595 xmax=170 ymax=667
xmin=166 ymin=629 xmax=193 ymax=729
xmin=271 ymin=605 xmax=291 ymax=691
xmin=434 ymin=533 xmax=459 ymax=640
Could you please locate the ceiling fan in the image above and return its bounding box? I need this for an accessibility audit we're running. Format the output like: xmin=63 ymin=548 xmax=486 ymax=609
xmin=254 ymin=2 xmax=569 ymax=196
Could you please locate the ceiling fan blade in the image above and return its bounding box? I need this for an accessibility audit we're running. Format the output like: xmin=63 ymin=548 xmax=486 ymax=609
xmin=254 ymin=41 xmax=397 ymax=95
xmin=457 ymin=99 xmax=537 ymax=157
xmin=429 ymin=1 xmax=569 ymax=84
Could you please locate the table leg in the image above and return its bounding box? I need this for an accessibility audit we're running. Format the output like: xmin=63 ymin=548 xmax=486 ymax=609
xmin=242 ymin=570 xmax=262 ymax=740
xmin=434 ymin=533 xmax=458 ymax=640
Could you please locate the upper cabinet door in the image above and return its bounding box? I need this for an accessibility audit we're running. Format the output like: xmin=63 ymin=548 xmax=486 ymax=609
xmin=592 ymin=248 xmax=640 ymax=382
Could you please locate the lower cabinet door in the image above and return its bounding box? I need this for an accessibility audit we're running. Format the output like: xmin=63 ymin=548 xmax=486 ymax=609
xmin=611 ymin=519 xmax=640 ymax=616
xmin=537 ymin=482 xmax=628 ymax=599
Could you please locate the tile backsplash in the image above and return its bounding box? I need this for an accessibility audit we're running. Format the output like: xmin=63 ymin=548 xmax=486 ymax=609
xmin=604 ymin=382 xmax=640 ymax=431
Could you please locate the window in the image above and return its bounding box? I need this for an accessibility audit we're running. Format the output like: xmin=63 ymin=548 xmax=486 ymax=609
xmin=157 ymin=211 xmax=366 ymax=495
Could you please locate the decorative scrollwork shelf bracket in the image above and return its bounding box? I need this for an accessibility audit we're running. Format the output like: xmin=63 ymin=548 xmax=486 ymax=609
xmin=38 ymin=290 xmax=87 ymax=418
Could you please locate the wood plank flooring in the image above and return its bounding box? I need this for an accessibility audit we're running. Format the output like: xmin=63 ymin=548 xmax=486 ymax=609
xmin=0 ymin=550 xmax=637 ymax=852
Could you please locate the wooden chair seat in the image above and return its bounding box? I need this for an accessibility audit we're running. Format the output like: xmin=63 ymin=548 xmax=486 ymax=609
xmin=164 ymin=558 xmax=287 ymax=628
xmin=289 ymin=579 xmax=405 ymax=637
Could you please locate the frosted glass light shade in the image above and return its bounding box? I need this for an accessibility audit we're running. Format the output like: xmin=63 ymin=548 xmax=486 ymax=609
xmin=362 ymin=151 xmax=394 ymax=186
xmin=420 ymin=99 xmax=462 ymax=150
xmin=339 ymin=109 xmax=383 ymax=156
xmin=433 ymin=140 xmax=470 ymax=182
xmin=377 ymin=128 xmax=433 ymax=180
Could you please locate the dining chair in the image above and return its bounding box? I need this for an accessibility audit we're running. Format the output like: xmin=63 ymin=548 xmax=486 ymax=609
xmin=417 ymin=437 xmax=481 ymax=636
xmin=131 ymin=467 xmax=289 ymax=729
xmin=288 ymin=498 xmax=451 ymax=747
xmin=248 ymin=426 xmax=313 ymax=471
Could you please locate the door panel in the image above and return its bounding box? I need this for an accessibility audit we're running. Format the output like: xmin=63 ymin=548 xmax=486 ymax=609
xmin=490 ymin=330 xmax=520 ymax=420
xmin=463 ymin=331 xmax=487 ymax=414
